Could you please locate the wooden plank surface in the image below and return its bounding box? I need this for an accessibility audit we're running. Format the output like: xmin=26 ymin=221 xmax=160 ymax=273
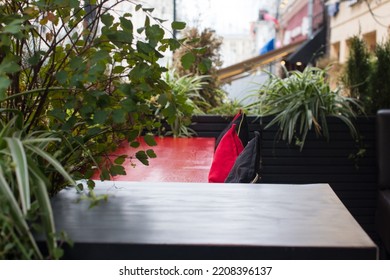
xmin=51 ymin=182 xmax=378 ymax=259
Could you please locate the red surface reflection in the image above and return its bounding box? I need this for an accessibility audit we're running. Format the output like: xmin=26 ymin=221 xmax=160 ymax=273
xmin=92 ymin=137 xmax=215 ymax=182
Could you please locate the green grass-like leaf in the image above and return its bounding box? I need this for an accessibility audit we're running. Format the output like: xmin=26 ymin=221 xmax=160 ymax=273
xmin=0 ymin=167 xmax=42 ymax=259
xmin=5 ymin=137 xmax=30 ymax=214
xmin=249 ymin=66 xmax=360 ymax=150
xmin=24 ymin=144 xmax=76 ymax=187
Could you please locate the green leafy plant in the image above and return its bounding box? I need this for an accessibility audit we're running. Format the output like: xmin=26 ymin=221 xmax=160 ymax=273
xmin=370 ymin=39 xmax=390 ymax=111
xmin=0 ymin=0 xmax=192 ymax=259
xmin=153 ymin=71 xmax=207 ymax=137
xmin=341 ymin=36 xmax=390 ymax=114
xmin=208 ymin=97 xmax=246 ymax=116
xmin=0 ymin=0 xmax=189 ymax=187
xmin=248 ymin=66 xmax=361 ymax=150
xmin=0 ymin=115 xmax=74 ymax=259
xmin=172 ymin=27 xmax=226 ymax=111
xmin=342 ymin=36 xmax=373 ymax=113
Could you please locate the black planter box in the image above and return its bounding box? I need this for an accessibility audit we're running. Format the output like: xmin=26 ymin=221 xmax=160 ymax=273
xmin=191 ymin=115 xmax=378 ymax=243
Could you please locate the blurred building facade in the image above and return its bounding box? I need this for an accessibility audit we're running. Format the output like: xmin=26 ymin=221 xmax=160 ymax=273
xmin=218 ymin=0 xmax=327 ymax=83
xmin=277 ymin=0 xmax=326 ymax=71
xmin=328 ymin=0 xmax=390 ymax=63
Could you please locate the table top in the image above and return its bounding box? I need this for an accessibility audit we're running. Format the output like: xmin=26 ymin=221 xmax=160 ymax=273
xmin=51 ymin=182 xmax=378 ymax=259
xmin=92 ymin=137 xmax=215 ymax=182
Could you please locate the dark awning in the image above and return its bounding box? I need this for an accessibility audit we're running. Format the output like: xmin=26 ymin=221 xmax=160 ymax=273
xmin=286 ymin=27 xmax=326 ymax=65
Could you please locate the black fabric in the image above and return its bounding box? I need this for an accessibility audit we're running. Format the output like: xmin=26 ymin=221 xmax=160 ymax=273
xmin=225 ymin=131 xmax=261 ymax=183
xmin=215 ymin=112 xmax=249 ymax=150
xmin=286 ymin=27 xmax=326 ymax=65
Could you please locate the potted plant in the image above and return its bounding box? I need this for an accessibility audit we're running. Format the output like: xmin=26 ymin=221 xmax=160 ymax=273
xmin=247 ymin=66 xmax=361 ymax=150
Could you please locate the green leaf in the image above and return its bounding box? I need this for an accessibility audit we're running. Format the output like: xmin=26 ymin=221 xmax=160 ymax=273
xmin=135 ymin=150 xmax=149 ymax=166
xmin=49 ymin=108 xmax=67 ymax=122
xmin=128 ymin=130 xmax=139 ymax=142
xmin=110 ymin=165 xmax=126 ymax=176
xmin=0 ymin=167 xmax=42 ymax=259
xmin=146 ymin=149 xmax=157 ymax=158
xmin=113 ymin=65 xmax=125 ymax=74
xmin=93 ymin=110 xmax=109 ymax=124
xmin=144 ymin=134 xmax=157 ymax=146
xmin=137 ymin=27 xmax=145 ymax=34
xmin=5 ymin=137 xmax=30 ymax=214
xmin=87 ymin=179 xmax=96 ymax=190
xmin=135 ymin=4 xmax=142 ymax=11
xmin=199 ymin=58 xmax=212 ymax=74
xmin=27 ymin=52 xmax=43 ymax=66
xmin=142 ymin=7 xmax=155 ymax=13
xmin=136 ymin=41 xmax=155 ymax=55
xmin=121 ymin=98 xmax=138 ymax=113
xmin=158 ymin=93 xmax=168 ymax=106
xmin=69 ymin=56 xmax=84 ymax=70
xmin=25 ymin=145 xmax=76 ymax=187
xmin=52 ymin=247 xmax=64 ymax=260
xmin=30 ymin=168 xmax=57 ymax=256
xmin=180 ymin=52 xmax=195 ymax=70
xmin=114 ymin=155 xmax=126 ymax=165
xmin=120 ymin=17 xmax=133 ymax=31
xmin=76 ymin=181 xmax=86 ymax=191
xmin=166 ymin=38 xmax=181 ymax=51
xmin=146 ymin=25 xmax=164 ymax=46
xmin=144 ymin=15 xmax=150 ymax=27
xmin=101 ymin=14 xmax=114 ymax=27
xmin=171 ymin=21 xmax=186 ymax=30
xmin=84 ymin=169 xmax=95 ymax=179
xmin=154 ymin=17 xmax=167 ymax=24
xmin=2 ymin=19 xmax=24 ymax=34
xmin=69 ymin=0 xmax=80 ymax=9
xmin=0 ymin=76 xmax=11 ymax=99
xmin=193 ymin=47 xmax=207 ymax=54
xmin=130 ymin=141 xmax=140 ymax=148
xmin=112 ymin=109 xmax=126 ymax=124
xmin=0 ymin=57 xmax=21 ymax=73
xmin=100 ymin=169 xmax=110 ymax=181
xmin=55 ymin=70 xmax=68 ymax=84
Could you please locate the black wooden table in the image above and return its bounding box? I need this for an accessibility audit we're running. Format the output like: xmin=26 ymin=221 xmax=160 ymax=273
xmin=51 ymin=182 xmax=378 ymax=259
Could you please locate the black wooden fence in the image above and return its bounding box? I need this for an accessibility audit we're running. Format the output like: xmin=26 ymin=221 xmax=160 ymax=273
xmin=190 ymin=115 xmax=378 ymax=243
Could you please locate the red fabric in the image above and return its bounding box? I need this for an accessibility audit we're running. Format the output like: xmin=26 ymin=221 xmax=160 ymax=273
xmin=208 ymin=124 xmax=244 ymax=183
xmin=232 ymin=111 xmax=241 ymax=121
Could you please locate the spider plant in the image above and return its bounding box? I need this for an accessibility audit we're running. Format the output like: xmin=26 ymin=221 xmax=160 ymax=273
xmin=155 ymin=71 xmax=209 ymax=137
xmin=247 ymin=66 xmax=362 ymax=150
xmin=0 ymin=114 xmax=75 ymax=259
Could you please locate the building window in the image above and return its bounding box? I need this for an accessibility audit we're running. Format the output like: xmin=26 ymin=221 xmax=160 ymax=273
xmin=346 ymin=38 xmax=353 ymax=60
xmin=331 ymin=42 xmax=340 ymax=61
xmin=363 ymin=31 xmax=377 ymax=52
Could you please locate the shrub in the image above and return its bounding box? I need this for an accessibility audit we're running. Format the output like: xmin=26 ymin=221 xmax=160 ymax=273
xmin=0 ymin=0 xmax=189 ymax=259
xmin=153 ymin=71 xmax=208 ymax=137
xmin=370 ymin=40 xmax=390 ymax=111
xmin=172 ymin=27 xmax=226 ymax=111
xmin=342 ymin=36 xmax=373 ymax=113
